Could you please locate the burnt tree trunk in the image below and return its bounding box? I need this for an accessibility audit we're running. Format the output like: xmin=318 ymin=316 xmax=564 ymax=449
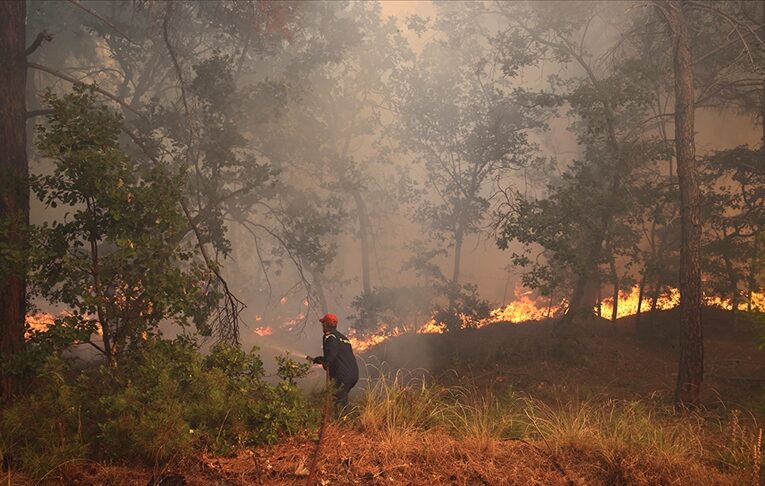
xmin=0 ymin=1 xmax=28 ymax=402
xmin=661 ymin=0 xmax=704 ymax=410
xmin=722 ymin=249 xmax=739 ymax=328
xmin=747 ymin=235 xmax=759 ymax=312
xmin=596 ymin=279 xmax=602 ymax=318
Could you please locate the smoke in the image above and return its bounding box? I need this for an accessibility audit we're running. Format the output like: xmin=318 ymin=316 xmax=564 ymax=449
xmin=25 ymin=0 xmax=764 ymax=372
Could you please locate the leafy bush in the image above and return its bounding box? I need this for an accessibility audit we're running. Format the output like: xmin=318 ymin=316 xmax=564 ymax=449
xmin=29 ymin=84 xmax=219 ymax=366
xmin=433 ymin=282 xmax=492 ymax=332
xmin=349 ymin=286 xmax=436 ymax=332
xmin=0 ymin=339 xmax=317 ymax=479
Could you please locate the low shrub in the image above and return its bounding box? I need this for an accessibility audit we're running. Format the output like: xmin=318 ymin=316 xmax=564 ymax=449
xmin=0 ymin=338 xmax=317 ymax=480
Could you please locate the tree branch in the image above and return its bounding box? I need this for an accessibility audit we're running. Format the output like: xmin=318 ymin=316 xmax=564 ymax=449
xmin=26 ymin=109 xmax=55 ymax=120
xmin=25 ymin=31 xmax=52 ymax=57
xmin=27 ymin=62 xmax=142 ymax=117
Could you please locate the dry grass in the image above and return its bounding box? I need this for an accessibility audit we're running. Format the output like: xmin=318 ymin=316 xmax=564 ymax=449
xmin=11 ymin=378 xmax=763 ymax=485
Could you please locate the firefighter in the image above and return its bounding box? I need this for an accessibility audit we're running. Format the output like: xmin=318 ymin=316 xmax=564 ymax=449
xmin=308 ymin=313 xmax=359 ymax=409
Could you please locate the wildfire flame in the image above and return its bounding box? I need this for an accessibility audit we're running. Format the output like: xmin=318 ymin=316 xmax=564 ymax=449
xmin=598 ymin=287 xmax=680 ymax=320
xmin=599 ymin=286 xmax=765 ymax=320
xmin=254 ymin=326 xmax=273 ymax=337
xmin=490 ymin=288 xmax=567 ymax=323
xmin=25 ymin=312 xmax=56 ymax=338
xmin=346 ymin=285 xmax=765 ymax=353
xmin=24 ymin=310 xmax=103 ymax=339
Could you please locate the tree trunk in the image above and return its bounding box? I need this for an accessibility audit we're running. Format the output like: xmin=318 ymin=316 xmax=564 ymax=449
xmin=559 ymin=241 xmax=600 ymax=326
xmin=596 ymin=279 xmax=602 ymax=318
xmin=662 ymin=0 xmax=703 ymax=410
xmin=0 ymin=1 xmax=28 ymax=402
xmin=747 ymin=234 xmax=759 ymax=312
xmin=608 ymin=250 xmax=619 ymax=325
xmin=452 ymin=225 xmax=464 ymax=285
xmin=722 ymin=251 xmax=739 ymax=328
xmin=636 ymin=273 xmax=648 ymax=338
xmin=350 ymin=189 xmax=372 ymax=297
xmin=308 ymin=266 xmax=329 ymax=315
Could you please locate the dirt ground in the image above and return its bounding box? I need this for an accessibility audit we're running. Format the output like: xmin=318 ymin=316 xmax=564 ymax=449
xmin=28 ymin=423 xmax=751 ymax=485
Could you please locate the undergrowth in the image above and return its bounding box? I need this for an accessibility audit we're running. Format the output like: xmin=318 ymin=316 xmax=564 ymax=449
xmin=351 ymin=367 xmax=764 ymax=482
xmin=0 ymin=338 xmax=318 ymax=481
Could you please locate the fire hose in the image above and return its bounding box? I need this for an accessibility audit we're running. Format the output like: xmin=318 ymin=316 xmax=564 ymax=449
xmin=305 ymin=362 xmax=331 ymax=486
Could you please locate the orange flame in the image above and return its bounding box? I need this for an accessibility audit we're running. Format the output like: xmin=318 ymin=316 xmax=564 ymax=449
xmin=598 ymin=286 xmax=680 ymax=320
xmin=24 ymin=310 xmax=101 ymax=339
xmin=25 ymin=312 xmax=56 ymax=338
xmin=345 ymin=285 xmax=765 ymax=352
xmin=254 ymin=326 xmax=273 ymax=337
xmin=490 ymin=288 xmax=566 ymax=323
xmin=598 ymin=285 xmax=765 ymax=319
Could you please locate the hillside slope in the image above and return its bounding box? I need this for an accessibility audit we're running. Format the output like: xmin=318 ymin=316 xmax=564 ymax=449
xmin=362 ymin=307 xmax=765 ymax=411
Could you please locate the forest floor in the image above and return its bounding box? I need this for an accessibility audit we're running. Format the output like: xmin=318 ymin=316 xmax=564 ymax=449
xmin=12 ymin=307 xmax=765 ymax=485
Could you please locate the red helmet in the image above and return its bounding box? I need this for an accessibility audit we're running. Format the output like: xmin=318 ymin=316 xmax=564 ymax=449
xmin=319 ymin=313 xmax=338 ymax=327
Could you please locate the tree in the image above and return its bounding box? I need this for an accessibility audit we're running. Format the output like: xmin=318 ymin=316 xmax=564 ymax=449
xmin=246 ymin=1 xmax=415 ymax=327
xmin=701 ymin=147 xmax=765 ymax=320
xmin=652 ymin=0 xmax=703 ymax=409
xmin=391 ymin=7 xmax=546 ymax=332
xmin=30 ymin=85 xmax=218 ymax=365
xmin=0 ymin=1 xmax=28 ymax=401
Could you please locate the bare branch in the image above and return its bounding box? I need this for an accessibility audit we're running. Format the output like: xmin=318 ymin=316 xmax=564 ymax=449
xmin=27 ymin=62 xmax=142 ymax=116
xmin=26 ymin=109 xmax=54 ymax=119
xmin=25 ymin=30 xmax=52 ymax=57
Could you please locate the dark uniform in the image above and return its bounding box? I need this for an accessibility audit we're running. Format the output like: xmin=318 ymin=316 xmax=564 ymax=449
xmin=313 ymin=329 xmax=359 ymax=408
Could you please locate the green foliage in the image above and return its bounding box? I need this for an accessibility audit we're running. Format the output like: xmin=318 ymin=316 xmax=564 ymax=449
xmin=29 ymin=84 xmax=219 ymax=363
xmin=700 ymin=147 xmax=765 ymax=310
xmin=0 ymin=339 xmax=316 ymax=479
xmin=0 ymin=357 xmax=87 ymax=480
xmin=349 ymin=285 xmax=436 ymax=333
xmin=432 ymin=282 xmax=492 ymax=332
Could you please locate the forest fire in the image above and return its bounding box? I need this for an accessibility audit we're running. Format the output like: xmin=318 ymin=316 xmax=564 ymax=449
xmin=254 ymin=326 xmax=273 ymax=336
xmin=490 ymin=288 xmax=566 ymax=322
xmin=345 ymin=285 xmax=765 ymax=353
xmin=24 ymin=312 xmax=56 ymax=337
xmin=599 ymin=286 xmax=765 ymax=320
xmin=599 ymin=286 xmax=681 ymax=320
xmin=347 ymin=289 xmax=564 ymax=352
